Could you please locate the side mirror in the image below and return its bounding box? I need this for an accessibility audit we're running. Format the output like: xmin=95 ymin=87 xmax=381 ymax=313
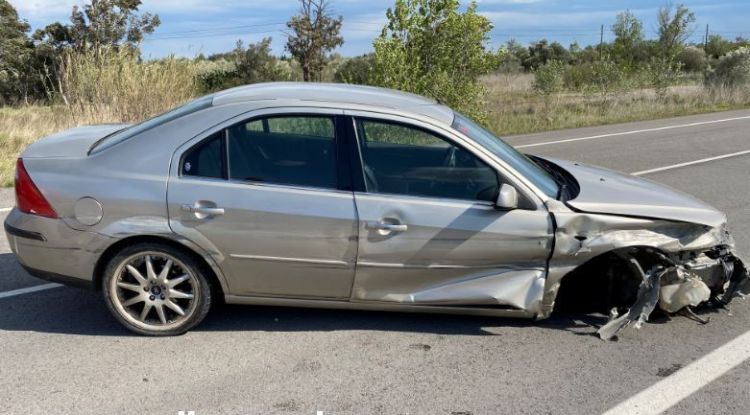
xmin=496 ymin=183 xmax=519 ymax=210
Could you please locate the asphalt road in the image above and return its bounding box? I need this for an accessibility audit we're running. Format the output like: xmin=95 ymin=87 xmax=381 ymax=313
xmin=2 ymin=110 xmax=750 ymax=415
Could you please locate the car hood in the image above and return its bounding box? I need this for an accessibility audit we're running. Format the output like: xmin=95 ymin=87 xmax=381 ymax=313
xmin=550 ymin=159 xmax=726 ymax=227
xmin=21 ymin=124 xmax=130 ymax=159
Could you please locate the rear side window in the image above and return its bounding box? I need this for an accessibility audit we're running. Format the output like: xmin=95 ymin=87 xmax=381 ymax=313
xmin=91 ymin=95 xmax=213 ymax=154
xmin=182 ymin=133 xmax=224 ymax=179
xmin=227 ymin=115 xmax=337 ymax=189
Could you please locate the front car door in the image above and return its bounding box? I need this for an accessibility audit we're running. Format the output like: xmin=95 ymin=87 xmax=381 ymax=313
xmin=346 ymin=112 xmax=553 ymax=312
xmin=167 ymin=108 xmax=358 ymax=299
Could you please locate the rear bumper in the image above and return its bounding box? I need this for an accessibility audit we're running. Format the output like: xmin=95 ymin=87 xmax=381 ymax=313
xmin=3 ymin=208 xmax=112 ymax=289
xmin=19 ymin=264 xmax=94 ymax=289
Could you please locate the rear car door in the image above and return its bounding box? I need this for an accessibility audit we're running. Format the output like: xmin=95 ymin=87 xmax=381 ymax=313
xmin=347 ymin=114 xmax=553 ymax=311
xmin=167 ymin=109 xmax=358 ymax=299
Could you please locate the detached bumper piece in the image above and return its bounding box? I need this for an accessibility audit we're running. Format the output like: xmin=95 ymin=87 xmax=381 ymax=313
xmin=598 ymin=246 xmax=750 ymax=341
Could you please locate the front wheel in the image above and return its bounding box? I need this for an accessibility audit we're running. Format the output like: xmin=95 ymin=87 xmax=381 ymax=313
xmin=102 ymin=243 xmax=213 ymax=336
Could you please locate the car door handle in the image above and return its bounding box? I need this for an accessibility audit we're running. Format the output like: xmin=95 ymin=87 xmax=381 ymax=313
xmin=181 ymin=204 xmax=225 ymax=217
xmin=366 ymin=221 xmax=408 ymax=233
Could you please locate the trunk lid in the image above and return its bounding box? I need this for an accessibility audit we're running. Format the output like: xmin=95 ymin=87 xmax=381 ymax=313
xmin=21 ymin=124 xmax=130 ymax=158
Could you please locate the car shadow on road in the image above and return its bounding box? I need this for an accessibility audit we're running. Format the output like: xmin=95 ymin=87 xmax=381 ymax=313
xmin=0 ymin=283 xmax=609 ymax=337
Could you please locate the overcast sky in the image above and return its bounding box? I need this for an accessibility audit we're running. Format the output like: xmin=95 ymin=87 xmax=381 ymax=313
xmin=10 ymin=0 xmax=750 ymax=58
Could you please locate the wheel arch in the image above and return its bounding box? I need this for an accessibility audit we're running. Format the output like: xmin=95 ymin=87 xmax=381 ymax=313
xmin=551 ymin=245 xmax=672 ymax=314
xmin=93 ymin=234 xmax=228 ymax=301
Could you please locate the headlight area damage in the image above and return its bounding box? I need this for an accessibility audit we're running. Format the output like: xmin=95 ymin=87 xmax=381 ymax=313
xmin=542 ymin=205 xmax=750 ymax=341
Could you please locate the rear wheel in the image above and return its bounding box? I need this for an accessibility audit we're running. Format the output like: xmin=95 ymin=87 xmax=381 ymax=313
xmin=102 ymin=243 xmax=212 ymax=336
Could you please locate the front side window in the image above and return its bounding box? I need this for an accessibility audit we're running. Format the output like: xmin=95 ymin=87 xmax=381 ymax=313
xmin=451 ymin=113 xmax=559 ymax=198
xmin=227 ymin=115 xmax=338 ymax=189
xmin=355 ymin=119 xmax=499 ymax=202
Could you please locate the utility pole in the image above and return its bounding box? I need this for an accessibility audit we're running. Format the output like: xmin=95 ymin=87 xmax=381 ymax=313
xmin=599 ymin=24 xmax=604 ymax=60
xmin=704 ymin=24 xmax=710 ymax=51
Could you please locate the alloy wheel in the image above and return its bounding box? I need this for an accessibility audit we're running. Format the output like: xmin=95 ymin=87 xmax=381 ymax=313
xmin=110 ymin=252 xmax=199 ymax=330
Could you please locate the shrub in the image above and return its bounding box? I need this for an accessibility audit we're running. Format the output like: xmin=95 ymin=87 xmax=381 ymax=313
xmin=494 ymin=51 xmax=523 ymax=74
xmin=563 ymin=60 xmax=628 ymax=93
xmin=647 ymin=57 xmax=682 ymax=96
xmin=533 ymin=60 xmax=565 ymax=95
xmin=677 ymin=46 xmax=707 ymax=72
xmin=705 ymin=47 xmax=750 ymax=89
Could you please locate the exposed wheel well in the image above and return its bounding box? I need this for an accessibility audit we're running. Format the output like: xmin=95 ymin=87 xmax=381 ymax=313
xmin=553 ymin=247 xmax=669 ymax=314
xmin=93 ymin=235 xmax=225 ymax=301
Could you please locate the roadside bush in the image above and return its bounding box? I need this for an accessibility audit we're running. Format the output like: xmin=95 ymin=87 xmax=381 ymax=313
xmin=677 ymin=46 xmax=707 ymax=72
xmin=563 ymin=60 xmax=628 ymax=93
xmin=533 ymin=60 xmax=565 ymax=95
xmin=494 ymin=51 xmax=524 ymax=74
xmin=705 ymin=47 xmax=750 ymax=89
xmin=194 ymin=59 xmax=237 ymax=93
xmin=647 ymin=57 xmax=682 ymax=96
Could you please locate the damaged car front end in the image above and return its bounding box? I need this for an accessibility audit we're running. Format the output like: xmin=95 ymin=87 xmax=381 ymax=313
xmin=535 ymin=159 xmax=750 ymax=340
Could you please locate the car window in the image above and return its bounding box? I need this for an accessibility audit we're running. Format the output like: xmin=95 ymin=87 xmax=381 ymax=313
xmin=182 ymin=132 xmax=224 ymax=179
xmin=227 ymin=115 xmax=338 ymax=189
xmin=452 ymin=113 xmax=559 ymax=198
xmin=356 ymin=119 xmax=499 ymax=202
xmin=91 ymin=95 xmax=214 ymax=154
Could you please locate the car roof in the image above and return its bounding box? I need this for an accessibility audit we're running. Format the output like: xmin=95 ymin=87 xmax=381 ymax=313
xmin=211 ymin=82 xmax=456 ymax=125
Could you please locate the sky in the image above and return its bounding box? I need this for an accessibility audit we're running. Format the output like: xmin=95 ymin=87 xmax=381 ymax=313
xmin=10 ymin=0 xmax=750 ymax=59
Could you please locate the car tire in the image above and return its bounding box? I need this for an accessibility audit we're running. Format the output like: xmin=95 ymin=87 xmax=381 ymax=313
xmin=102 ymin=242 xmax=213 ymax=336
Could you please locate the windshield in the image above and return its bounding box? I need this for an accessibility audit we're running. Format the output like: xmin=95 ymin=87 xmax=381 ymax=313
xmin=89 ymin=95 xmax=214 ymax=154
xmin=451 ymin=113 xmax=559 ymax=198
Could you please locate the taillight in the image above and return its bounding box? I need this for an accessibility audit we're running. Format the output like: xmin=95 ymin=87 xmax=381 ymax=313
xmin=15 ymin=158 xmax=58 ymax=218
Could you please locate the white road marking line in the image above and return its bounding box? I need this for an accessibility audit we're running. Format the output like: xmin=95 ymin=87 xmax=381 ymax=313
xmin=0 ymin=207 xmax=11 ymax=213
xmin=515 ymin=115 xmax=750 ymax=149
xmin=601 ymin=329 xmax=750 ymax=415
xmin=632 ymin=149 xmax=750 ymax=176
xmin=0 ymin=283 xmax=62 ymax=299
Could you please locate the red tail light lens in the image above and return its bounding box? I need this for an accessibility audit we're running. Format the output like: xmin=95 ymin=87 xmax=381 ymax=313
xmin=15 ymin=158 xmax=58 ymax=218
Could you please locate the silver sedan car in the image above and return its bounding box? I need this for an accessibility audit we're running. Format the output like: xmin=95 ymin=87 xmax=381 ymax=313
xmin=5 ymin=83 xmax=748 ymax=337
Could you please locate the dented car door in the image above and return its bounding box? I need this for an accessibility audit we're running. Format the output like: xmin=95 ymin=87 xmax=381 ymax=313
xmin=347 ymin=115 xmax=553 ymax=311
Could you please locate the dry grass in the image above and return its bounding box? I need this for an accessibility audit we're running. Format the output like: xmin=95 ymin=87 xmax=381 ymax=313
xmin=481 ymin=73 xmax=750 ymax=136
xmin=0 ymin=106 xmax=79 ymax=186
xmin=59 ymin=49 xmax=197 ymax=124
xmin=0 ymin=50 xmax=198 ymax=186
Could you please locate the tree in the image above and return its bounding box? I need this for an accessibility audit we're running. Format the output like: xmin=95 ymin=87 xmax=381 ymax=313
xmin=0 ymin=0 xmax=36 ymax=103
xmin=335 ymin=54 xmax=375 ymax=84
xmin=371 ymin=0 xmax=494 ymax=120
xmin=611 ymin=10 xmax=644 ymax=68
xmin=285 ymin=0 xmax=344 ymax=82
xmin=198 ymin=38 xmax=289 ymax=92
xmin=233 ymin=38 xmax=287 ymax=84
xmin=34 ymin=0 xmax=160 ymax=53
xmin=657 ymin=3 xmax=695 ymax=58
xmin=524 ymin=40 xmax=571 ymax=70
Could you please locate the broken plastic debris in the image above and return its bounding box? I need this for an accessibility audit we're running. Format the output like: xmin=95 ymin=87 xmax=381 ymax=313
xmin=598 ymin=259 xmax=663 ymax=341
xmin=658 ymin=273 xmax=711 ymax=314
